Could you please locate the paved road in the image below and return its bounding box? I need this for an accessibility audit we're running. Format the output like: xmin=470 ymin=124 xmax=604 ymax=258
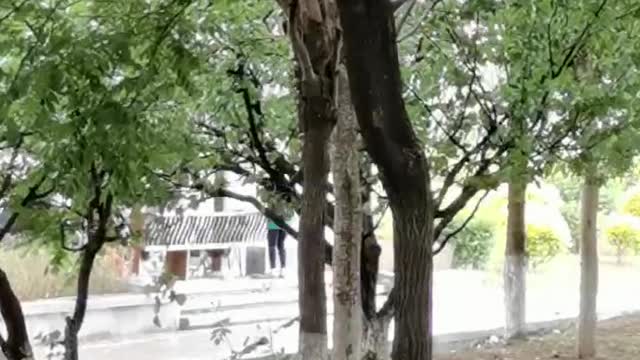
xmin=33 ymin=266 xmax=640 ymax=360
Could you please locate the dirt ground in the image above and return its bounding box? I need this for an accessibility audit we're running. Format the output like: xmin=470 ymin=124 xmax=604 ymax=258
xmin=437 ymin=314 xmax=640 ymax=360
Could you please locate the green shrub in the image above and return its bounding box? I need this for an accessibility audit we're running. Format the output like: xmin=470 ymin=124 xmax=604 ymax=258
xmin=605 ymin=221 xmax=640 ymax=263
xmin=622 ymin=191 xmax=640 ymax=217
xmin=526 ymin=224 xmax=563 ymax=268
xmin=450 ymin=217 xmax=495 ymax=270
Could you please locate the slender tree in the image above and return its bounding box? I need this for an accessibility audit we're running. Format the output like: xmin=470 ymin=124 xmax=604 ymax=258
xmin=331 ymin=66 xmax=363 ymax=360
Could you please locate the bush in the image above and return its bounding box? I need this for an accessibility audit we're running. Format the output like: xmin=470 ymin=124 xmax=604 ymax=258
xmin=527 ymin=224 xmax=563 ymax=268
xmin=605 ymin=221 xmax=640 ymax=263
xmin=450 ymin=217 xmax=495 ymax=270
xmin=622 ymin=191 xmax=640 ymax=217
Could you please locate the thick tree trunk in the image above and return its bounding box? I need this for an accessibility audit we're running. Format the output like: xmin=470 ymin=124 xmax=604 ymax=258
xmin=337 ymin=1 xmax=435 ymax=359
xmin=64 ymin=242 xmax=101 ymax=360
xmin=390 ymin=202 xmax=433 ymax=359
xmin=331 ymin=66 xmax=363 ymax=360
xmin=0 ymin=269 xmax=32 ymax=360
xmin=279 ymin=1 xmax=340 ymax=359
xmin=504 ymin=180 xmax=527 ymax=339
xmin=577 ymin=172 xmax=599 ymax=358
xmin=298 ymin=116 xmax=333 ymax=360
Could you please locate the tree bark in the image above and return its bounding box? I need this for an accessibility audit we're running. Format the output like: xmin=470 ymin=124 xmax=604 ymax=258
xmin=362 ymin=317 xmax=391 ymax=360
xmin=504 ymin=180 xmax=527 ymax=339
xmin=297 ymin=113 xmax=333 ymax=360
xmin=0 ymin=269 xmax=32 ymax=360
xmin=337 ymin=1 xmax=435 ymax=359
xmin=281 ymin=1 xmax=341 ymax=358
xmin=361 ymin=213 xmax=381 ymax=321
xmin=331 ymin=66 xmax=363 ymax=360
xmin=64 ymin=191 xmax=113 ymax=360
xmin=577 ymin=172 xmax=599 ymax=358
xmin=64 ymin=241 xmax=102 ymax=360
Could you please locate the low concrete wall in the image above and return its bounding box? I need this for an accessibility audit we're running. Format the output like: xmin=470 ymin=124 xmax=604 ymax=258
xmin=19 ymin=293 xmax=180 ymax=341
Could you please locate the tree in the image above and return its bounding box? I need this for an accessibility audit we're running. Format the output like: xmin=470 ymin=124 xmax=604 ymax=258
xmin=443 ymin=0 xmax=640 ymax=338
xmin=338 ymin=1 xmax=435 ymax=359
xmin=568 ymin=59 xmax=640 ymax=358
xmin=577 ymin=167 xmax=600 ymax=358
xmin=1 ymin=1 xmax=201 ymax=358
xmin=331 ymin=67 xmax=362 ymax=360
xmin=272 ymin=1 xmax=341 ymax=358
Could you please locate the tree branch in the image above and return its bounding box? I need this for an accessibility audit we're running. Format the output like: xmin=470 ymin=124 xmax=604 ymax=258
xmin=0 ymin=267 xmax=32 ymax=360
xmin=391 ymin=0 xmax=412 ymax=13
xmin=433 ymin=190 xmax=490 ymax=255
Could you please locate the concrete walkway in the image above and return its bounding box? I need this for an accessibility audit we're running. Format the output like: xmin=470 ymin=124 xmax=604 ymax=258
xmin=31 ymin=266 xmax=640 ymax=360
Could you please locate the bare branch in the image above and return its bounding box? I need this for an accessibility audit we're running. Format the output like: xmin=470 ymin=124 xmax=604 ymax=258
xmin=0 ymin=174 xmax=51 ymax=242
xmin=391 ymin=0 xmax=412 ymax=13
xmin=395 ymin=0 xmax=416 ymax=35
xmin=397 ymin=0 xmax=442 ymax=43
xmin=59 ymin=221 xmax=87 ymax=252
xmin=433 ymin=190 xmax=490 ymax=255
xmin=553 ymin=0 xmax=608 ymax=78
xmin=376 ymin=287 xmax=395 ymax=320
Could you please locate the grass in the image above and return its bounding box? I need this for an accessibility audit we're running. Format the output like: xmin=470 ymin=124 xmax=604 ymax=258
xmin=1 ymin=246 xmax=129 ymax=301
xmin=436 ymin=313 xmax=640 ymax=360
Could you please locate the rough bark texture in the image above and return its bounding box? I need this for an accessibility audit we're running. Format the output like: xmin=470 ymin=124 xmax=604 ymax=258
xmin=337 ymin=1 xmax=435 ymax=359
xmin=331 ymin=67 xmax=363 ymax=360
xmin=504 ymin=180 xmax=527 ymax=339
xmin=0 ymin=269 xmax=32 ymax=360
xmin=577 ymin=173 xmax=599 ymax=358
xmin=362 ymin=317 xmax=391 ymax=360
xmin=279 ymin=1 xmax=340 ymax=358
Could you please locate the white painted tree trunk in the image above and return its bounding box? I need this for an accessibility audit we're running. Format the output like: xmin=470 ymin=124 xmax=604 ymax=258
xmin=331 ymin=65 xmax=363 ymax=360
xmin=577 ymin=173 xmax=599 ymax=358
xmin=504 ymin=180 xmax=527 ymax=339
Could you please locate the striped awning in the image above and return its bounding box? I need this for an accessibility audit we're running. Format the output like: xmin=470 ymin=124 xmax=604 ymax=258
xmin=144 ymin=212 xmax=268 ymax=249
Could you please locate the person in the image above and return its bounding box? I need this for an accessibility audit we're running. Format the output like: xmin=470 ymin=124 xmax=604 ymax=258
xmin=267 ymin=219 xmax=287 ymax=278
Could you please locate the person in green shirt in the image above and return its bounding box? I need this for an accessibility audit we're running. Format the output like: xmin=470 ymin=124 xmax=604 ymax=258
xmin=267 ymin=219 xmax=287 ymax=278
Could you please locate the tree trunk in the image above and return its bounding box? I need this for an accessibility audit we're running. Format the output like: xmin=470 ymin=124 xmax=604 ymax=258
xmin=297 ymin=113 xmax=333 ymax=360
xmin=64 ymin=242 xmax=102 ymax=360
xmin=361 ymin=214 xmax=381 ymax=321
xmin=362 ymin=317 xmax=391 ymax=360
xmin=504 ymin=180 xmax=527 ymax=339
xmin=213 ymin=172 xmax=225 ymax=212
xmin=331 ymin=66 xmax=363 ymax=360
xmin=577 ymin=172 xmax=599 ymax=358
xmin=280 ymin=1 xmax=340 ymax=359
xmin=0 ymin=269 xmax=32 ymax=360
xmin=337 ymin=1 xmax=435 ymax=359
xmin=360 ymin=161 xmax=381 ymax=321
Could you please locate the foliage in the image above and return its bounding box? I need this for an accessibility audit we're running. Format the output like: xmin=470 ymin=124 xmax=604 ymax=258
xmin=527 ymin=224 xmax=563 ymax=268
xmin=605 ymin=217 xmax=640 ymax=262
xmin=1 ymin=0 xmax=203 ymax=268
xmin=622 ymin=190 xmax=640 ymax=218
xmin=450 ymin=217 xmax=495 ymax=270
